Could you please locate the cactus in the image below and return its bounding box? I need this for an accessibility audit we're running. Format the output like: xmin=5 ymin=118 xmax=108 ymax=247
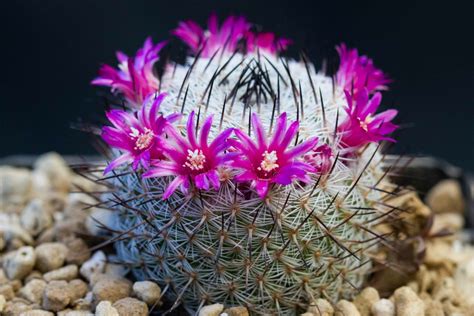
xmin=90 ymin=15 xmax=401 ymax=315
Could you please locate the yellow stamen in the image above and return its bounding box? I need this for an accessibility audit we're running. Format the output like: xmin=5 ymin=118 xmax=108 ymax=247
xmin=258 ymin=150 xmax=279 ymax=173
xmin=183 ymin=149 xmax=206 ymax=171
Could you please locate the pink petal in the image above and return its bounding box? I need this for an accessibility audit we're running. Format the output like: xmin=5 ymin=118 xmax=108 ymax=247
xmin=195 ymin=173 xmax=210 ymax=190
xmin=285 ymin=137 xmax=318 ymax=159
xmin=254 ymin=180 xmax=270 ymax=198
xmin=199 ymin=115 xmax=213 ymax=148
xmin=251 ymin=113 xmax=267 ymax=148
xmin=104 ymin=153 xmax=133 ymax=174
xmin=206 ymin=170 xmax=220 ymax=189
xmin=186 ymin=111 xmax=198 ymax=148
xmin=163 ymin=176 xmax=185 ymax=199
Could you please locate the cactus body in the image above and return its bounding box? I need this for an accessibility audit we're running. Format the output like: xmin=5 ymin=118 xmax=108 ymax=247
xmin=91 ymin=15 xmax=399 ymax=315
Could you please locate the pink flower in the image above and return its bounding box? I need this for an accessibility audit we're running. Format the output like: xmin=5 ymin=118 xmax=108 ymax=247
xmin=245 ymin=32 xmax=292 ymax=55
xmin=336 ymin=43 xmax=390 ymax=98
xmin=230 ymin=113 xmax=318 ymax=198
xmin=338 ymin=89 xmax=398 ymax=149
xmin=143 ymin=111 xmax=234 ymax=199
xmin=92 ymin=37 xmax=166 ymax=106
xmin=304 ymin=143 xmax=334 ymax=175
xmin=102 ymin=93 xmax=179 ymax=174
xmin=172 ymin=14 xmax=290 ymax=57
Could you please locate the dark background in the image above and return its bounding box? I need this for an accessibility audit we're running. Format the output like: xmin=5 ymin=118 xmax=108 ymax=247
xmin=1 ymin=0 xmax=473 ymax=170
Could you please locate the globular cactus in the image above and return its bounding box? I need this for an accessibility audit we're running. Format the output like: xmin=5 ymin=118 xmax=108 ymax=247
xmin=91 ymin=14 xmax=401 ymax=315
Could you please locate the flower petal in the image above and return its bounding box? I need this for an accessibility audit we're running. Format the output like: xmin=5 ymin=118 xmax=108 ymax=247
xmin=104 ymin=153 xmax=133 ymax=174
xmin=163 ymin=176 xmax=185 ymax=199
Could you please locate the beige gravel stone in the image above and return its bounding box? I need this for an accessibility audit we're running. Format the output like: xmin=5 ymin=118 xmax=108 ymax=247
xmin=10 ymin=279 xmax=22 ymax=291
xmin=353 ymin=287 xmax=379 ymax=316
xmin=307 ymin=298 xmax=334 ymax=316
xmin=3 ymin=246 xmax=36 ymax=280
xmin=393 ymin=286 xmax=424 ymax=316
xmin=198 ymin=303 xmax=224 ymax=316
xmin=43 ymin=265 xmax=78 ymax=282
xmin=0 ymin=167 xmax=32 ymax=212
xmin=112 ymin=297 xmax=148 ymax=316
xmin=132 ymin=281 xmax=161 ymax=306
xmin=222 ymin=306 xmax=249 ymax=316
xmin=334 ymin=300 xmax=360 ymax=316
xmin=0 ymin=284 xmax=15 ymax=301
xmin=19 ymin=279 xmax=47 ymax=304
xmin=92 ymin=277 xmax=131 ymax=303
xmin=423 ymin=298 xmax=443 ymax=316
xmin=432 ymin=277 xmax=458 ymax=302
xmin=371 ymin=299 xmax=395 ymax=316
xmin=33 ymin=152 xmax=72 ymax=194
xmin=42 ymin=280 xmax=72 ymax=312
xmin=0 ymin=294 xmax=5 ymax=312
xmin=57 ymin=310 xmax=93 ymax=316
xmin=454 ymin=257 xmax=474 ymax=305
xmin=0 ymin=268 xmax=9 ymax=284
xmin=95 ymin=300 xmax=119 ymax=316
xmin=68 ymin=279 xmax=88 ymax=302
xmin=20 ymin=310 xmax=55 ymax=316
xmin=35 ymin=243 xmax=68 ymax=273
xmin=64 ymin=238 xmax=90 ymax=266
xmin=24 ymin=271 xmax=43 ymax=284
xmin=4 ymin=299 xmax=33 ymax=315
xmin=430 ymin=213 xmax=464 ymax=234
xmin=20 ymin=199 xmax=53 ymax=237
xmin=425 ymin=179 xmax=465 ymax=214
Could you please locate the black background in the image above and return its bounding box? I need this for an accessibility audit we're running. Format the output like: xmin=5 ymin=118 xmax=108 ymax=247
xmin=1 ymin=0 xmax=472 ymax=170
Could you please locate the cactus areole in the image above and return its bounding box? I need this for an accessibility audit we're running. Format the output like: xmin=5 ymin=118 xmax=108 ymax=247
xmin=91 ymin=14 xmax=401 ymax=315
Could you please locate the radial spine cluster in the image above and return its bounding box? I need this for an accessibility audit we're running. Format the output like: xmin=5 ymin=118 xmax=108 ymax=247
xmin=91 ymin=14 xmax=400 ymax=315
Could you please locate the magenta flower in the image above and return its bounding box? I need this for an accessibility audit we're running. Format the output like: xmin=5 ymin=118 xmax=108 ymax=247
xmin=245 ymin=32 xmax=292 ymax=54
xmin=338 ymin=89 xmax=398 ymax=149
xmin=143 ymin=111 xmax=234 ymax=199
xmin=92 ymin=37 xmax=166 ymax=106
xmin=172 ymin=14 xmax=290 ymax=57
xmin=102 ymin=93 xmax=179 ymax=174
xmin=304 ymin=143 xmax=334 ymax=175
xmin=336 ymin=43 xmax=390 ymax=98
xmin=230 ymin=113 xmax=318 ymax=198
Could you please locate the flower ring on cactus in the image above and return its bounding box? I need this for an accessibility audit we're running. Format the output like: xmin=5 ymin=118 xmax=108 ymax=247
xmin=173 ymin=14 xmax=290 ymax=57
xmin=92 ymin=37 xmax=166 ymax=106
xmin=230 ymin=112 xmax=318 ymax=198
xmin=338 ymin=88 xmax=398 ymax=149
xmin=336 ymin=43 xmax=391 ymax=98
xmin=101 ymin=93 xmax=180 ymax=173
xmin=143 ymin=111 xmax=234 ymax=199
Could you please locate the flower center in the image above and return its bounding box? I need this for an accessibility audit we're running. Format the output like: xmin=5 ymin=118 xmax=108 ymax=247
xmin=130 ymin=127 xmax=154 ymax=151
xmin=183 ymin=149 xmax=206 ymax=171
xmin=258 ymin=150 xmax=279 ymax=173
xmin=358 ymin=114 xmax=374 ymax=132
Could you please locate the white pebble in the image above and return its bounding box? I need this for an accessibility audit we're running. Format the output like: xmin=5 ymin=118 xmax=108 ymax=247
xmin=132 ymin=281 xmax=161 ymax=306
xmin=3 ymin=246 xmax=36 ymax=280
xmin=371 ymin=299 xmax=395 ymax=316
xmin=20 ymin=199 xmax=53 ymax=236
xmin=95 ymin=300 xmax=119 ymax=316
xmin=80 ymin=251 xmax=106 ymax=282
xmin=35 ymin=242 xmax=68 ymax=272
xmin=199 ymin=303 xmax=224 ymax=316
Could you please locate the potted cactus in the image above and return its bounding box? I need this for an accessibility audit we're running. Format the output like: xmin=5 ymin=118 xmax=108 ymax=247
xmin=91 ymin=14 xmax=409 ymax=315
